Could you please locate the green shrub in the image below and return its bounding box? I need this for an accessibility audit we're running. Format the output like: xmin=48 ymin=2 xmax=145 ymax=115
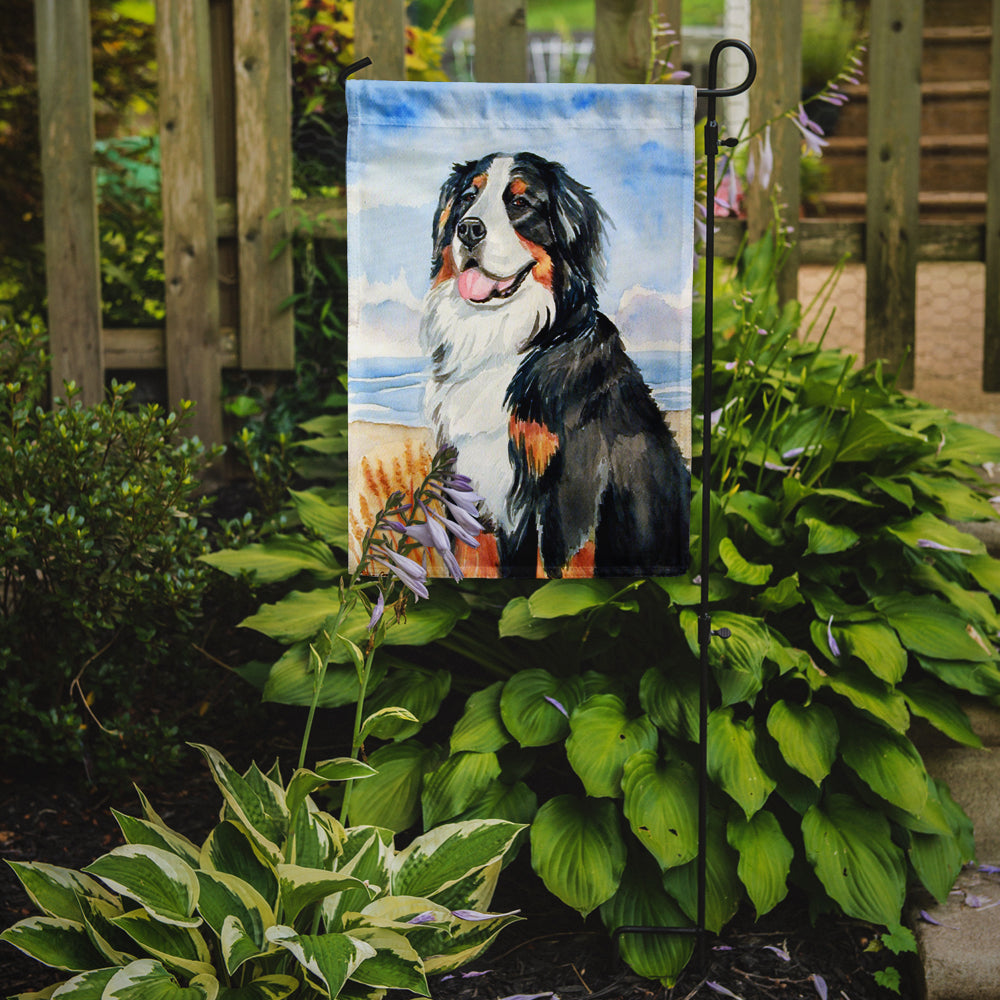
xmin=0 ymin=317 xmax=219 ymax=783
xmin=1 ymin=743 xmax=524 ymax=998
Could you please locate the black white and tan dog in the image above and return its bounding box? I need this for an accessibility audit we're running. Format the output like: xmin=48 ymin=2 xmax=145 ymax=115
xmin=419 ymin=151 xmax=690 ymax=578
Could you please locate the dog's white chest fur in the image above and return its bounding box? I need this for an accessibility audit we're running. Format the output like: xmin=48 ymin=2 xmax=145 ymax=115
xmin=420 ymin=281 xmax=553 ymax=533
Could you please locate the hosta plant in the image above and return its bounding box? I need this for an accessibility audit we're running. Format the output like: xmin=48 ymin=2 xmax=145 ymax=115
xmin=1 ymin=744 xmax=523 ymax=999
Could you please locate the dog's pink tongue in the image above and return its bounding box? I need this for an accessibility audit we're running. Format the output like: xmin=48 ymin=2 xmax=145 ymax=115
xmin=458 ymin=267 xmax=515 ymax=302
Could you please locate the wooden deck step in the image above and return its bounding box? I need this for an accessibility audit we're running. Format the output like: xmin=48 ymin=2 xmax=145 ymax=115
xmin=814 ymin=190 xmax=987 ymax=222
xmin=835 ymin=80 xmax=992 ymax=137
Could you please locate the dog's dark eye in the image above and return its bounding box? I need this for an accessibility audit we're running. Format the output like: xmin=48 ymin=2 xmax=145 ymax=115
xmin=510 ymin=195 xmax=530 ymax=210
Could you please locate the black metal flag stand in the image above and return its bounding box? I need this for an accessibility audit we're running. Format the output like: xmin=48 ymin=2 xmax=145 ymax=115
xmin=340 ymin=38 xmax=758 ymax=974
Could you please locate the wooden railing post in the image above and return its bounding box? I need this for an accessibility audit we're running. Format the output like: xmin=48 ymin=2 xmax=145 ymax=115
xmin=864 ymin=0 xmax=923 ymax=390
xmin=157 ymin=0 xmax=223 ymax=445
xmin=34 ymin=0 xmax=104 ymax=405
xmin=746 ymin=0 xmax=801 ymax=305
xmin=983 ymin=0 xmax=1000 ymax=390
xmin=233 ymin=0 xmax=294 ymax=370
xmin=594 ymin=0 xmax=652 ymax=84
xmin=355 ymin=0 xmax=406 ymax=80
xmin=474 ymin=0 xmax=527 ymax=83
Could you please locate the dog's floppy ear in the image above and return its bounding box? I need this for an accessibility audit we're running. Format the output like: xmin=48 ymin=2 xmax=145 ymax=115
xmin=430 ymin=161 xmax=474 ymax=279
xmin=550 ymin=164 xmax=610 ymax=285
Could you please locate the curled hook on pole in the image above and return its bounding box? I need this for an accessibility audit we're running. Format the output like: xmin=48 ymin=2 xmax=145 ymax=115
xmin=337 ymin=57 xmax=373 ymax=90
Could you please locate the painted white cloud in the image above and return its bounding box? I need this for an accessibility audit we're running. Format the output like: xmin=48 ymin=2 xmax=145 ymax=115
xmin=614 ymin=284 xmax=691 ymax=353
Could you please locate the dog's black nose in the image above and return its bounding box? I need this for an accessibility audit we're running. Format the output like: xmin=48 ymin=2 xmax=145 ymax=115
xmin=457 ymin=216 xmax=486 ymax=248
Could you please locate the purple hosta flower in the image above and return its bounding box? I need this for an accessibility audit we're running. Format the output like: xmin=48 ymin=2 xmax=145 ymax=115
xmin=496 ymin=994 xmax=558 ymax=1000
xmin=544 ymin=695 xmax=569 ymax=718
xmin=919 ymin=909 xmax=958 ymax=929
xmin=715 ymin=157 xmax=741 ymax=216
xmin=451 ymin=908 xmax=521 ymax=921
xmin=706 ymin=983 xmax=742 ymax=999
xmin=812 ymin=974 xmax=828 ymax=1000
xmin=407 ymin=911 xmax=438 ymax=925
xmin=425 ymin=502 xmax=479 ymax=549
xmin=979 ymin=864 xmax=1000 ymax=874
xmin=782 ymin=446 xmax=807 ymax=461
xmin=917 ymin=538 xmax=973 ymax=555
xmin=367 ymin=590 xmax=385 ymax=631
xmin=441 ymin=970 xmax=493 ymax=982
xmin=791 ymin=104 xmax=829 ymax=157
xmin=370 ymin=543 xmax=429 ymax=600
xmin=763 ymin=944 xmax=791 ymax=962
xmin=747 ymin=124 xmax=774 ymax=191
xmin=827 ymin=615 xmax=842 ymax=658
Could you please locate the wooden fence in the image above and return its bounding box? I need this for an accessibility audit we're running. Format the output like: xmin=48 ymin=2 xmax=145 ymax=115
xmin=33 ymin=0 xmax=1000 ymax=445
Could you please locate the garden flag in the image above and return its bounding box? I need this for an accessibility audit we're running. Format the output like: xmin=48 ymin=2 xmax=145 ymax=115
xmin=347 ymin=81 xmax=694 ymax=579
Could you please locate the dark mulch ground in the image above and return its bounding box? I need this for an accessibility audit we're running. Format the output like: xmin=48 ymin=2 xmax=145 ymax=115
xmin=1 ymin=743 xmax=914 ymax=1000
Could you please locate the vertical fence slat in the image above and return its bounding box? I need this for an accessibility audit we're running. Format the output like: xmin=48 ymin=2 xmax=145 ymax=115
xmin=233 ymin=0 xmax=294 ymax=370
xmin=746 ymin=0 xmax=801 ymax=304
xmin=865 ymin=0 xmax=923 ymax=390
xmin=355 ymin=0 xmax=406 ymax=80
xmin=157 ymin=0 xmax=223 ymax=445
xmin=983 ymin=0 xmax=1000 ymax=390
xmin=34 ymin=0 xmax=103 ymax=405
xmin=595 ymin=0 xmax=652 ymax=84
xmin=474 ymin=0 xmax=527 ymax=82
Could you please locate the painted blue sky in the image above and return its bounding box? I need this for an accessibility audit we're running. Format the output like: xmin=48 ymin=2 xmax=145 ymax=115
xmin=346 ymin=80 xmax=695 ymax=415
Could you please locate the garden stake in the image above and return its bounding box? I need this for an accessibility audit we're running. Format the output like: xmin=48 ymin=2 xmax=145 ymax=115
xmin=339 ymin=42 xmax=758 ymax=977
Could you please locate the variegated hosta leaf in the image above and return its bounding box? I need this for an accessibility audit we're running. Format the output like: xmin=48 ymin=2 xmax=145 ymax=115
xmin=4 ymin=861 xmax=118 ymax=922
xmin=421 ymin=907 xmax=522 ymax=975
xmin=102 ymin=959 xmax=218 ymax=999
xmin=565 ymin=695 xmax=658 ymax=799
xmin=214 ymin=974 xmax=299 ymax=999
xmin=276 ymin=864 xmax=375 ymax=925
xmin=0 ymin=916 xmax=107 ymax=971
xmin=621 ymin=751 xmax=699 ymax=871
xmin=200 ymin=822 xmax=278 ymax=910
xmin=706 ymin=707 xmax=776 ymax=819
xmin=726 ymin=810 xmax=793 ymax=918
xmin=265 ymin=926 xmax=376 ymax=998
xmin=323 ymin=829 xmax=393 ymax=931
xmin=802 ymin=793 xmax=906 ymax=927
xmin=288 ymin=802 xmax=343 ymax=870
xmin=450 ymin=681 xmax=511 ymax=754
xmin=391 ymin=820 xmax=524 ymax=901
xmin=83 ymin=845 xmax=200 ymax=928
xmin=285 ymin=761 xmax=376 ymax=823
xmin=765 ymin=700 xmax=838 ymax=786
xmin=110 ymin=908 xmax=214 ymax=978
xmin=190 ymin=745 xmax=287 ymax=863
xmin=424 ymin=860 xmax=501 ymax=915
xmin=599 ymin=854 xmax=694 ymax=987
xmin=112 ymin=810 xmax=201 ymax=868
xmin=47 ymin=966 xmax=118 ymax=997
xmin=421 ymin=751 xmax=502 ymax=829
xmin=77 ymin=894 xmax=136 ymax=966
xmin=345 ymin=926 xmax=429 ymax=995
xmin=220 ymin=915 xmax=269 ymax=979
xmin=529 ymin=795 xmax=626 ymax=917
xmin=195 ymin=871 xmax=274 ymax=973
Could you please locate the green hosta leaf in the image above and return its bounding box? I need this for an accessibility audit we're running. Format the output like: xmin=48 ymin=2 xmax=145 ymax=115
xmin=530 ymin=795 xmax=626 ymax=917
xmin=621 ymin=751 xmax=698 ymax=870
xmin=718 ymin=537 xmax=772 ymax=586
xmin=765 ymin=700 xmax=838 ymax=786
xmin=599 ymin=854 xmax=694 ymax=987
xmin=200 ymin=822 xmax=278 ymax=910
xmin=277 ymin=865 xmax=374 ymax=925
xmin=393 ymin=820 xmax=524 ymax=900
xmin=866 ymin=474 xmax=914 ymax=509
xmin=810 ymin=661 xmax=910 ymax=732
xmin=190 ymin=746 xmax=287 ymax=862
xmin=41 ymin=967 xmax=117 ymax=998
xmin=83 ymin=846 xmax=200 ymax=928
xmin=264 ymin=926 xmax=375 ymax=997
xmin=103 ymin=959 xmax=218 ymax=1000
xmin=200 ymin=535 xmax=341 ymax=584
xmin=901 ymin=680 xmax=982 ymax=748
xmin=911 ymin=562 xmax=1000 ymax=633
xmin=680 ymin=610 xmax=770 ymax=706
xmin=909 ymin=828 xmax=965 ymax=905
xmin=803 ymin=517 xmax=859 ymax=556
xmin=347 ymin=740 xmax=441 ymax=832
xmin=661 ymin=811 xmax=741 ymax=933
xmin=216 ymin=975 xmax=299 ymax=1000
xmin=755 ymin=573 xmax=804 ymax=614
xmin=875 ymin=594 xmax=995 ymax=662
xmin=565 ymin=695 xmax=658 ymax=798
xmin=450 ymin=682 xmax=511 ymax=754
xmin=802 ymin=794 xmax=906 ymax=926
xmin=707 ymin=708 xmax=776 ymax=818
xmin=906 ymin=472 xmax=998 ymax=521
xmin=498 ymin=597 xmax=564 ymax=639
xmin=724 ymin=490 xmax=784 ymax=545
xmin=499 ymin=670 xmax=584 ymax=747
xmin=0 ymin=916 xmax=107 ymax=971
xmin=288 ymin=488 xmax=349 ymax=544
xmin=421 ymin=751 xmax=502 ymax=828
xmin=111 ymin=909 xmax=214 ymax=978
xmin=112 ymin=812 xmax=201 ymax=868
xmin=453 ymin=779 xmax=538 ymax=827
xmin=886 ymin=512 xmax=985 ymax=556
xmin=727 ymin=811 xmax=793 ymax=917
xmin=655 ymin=573 xmax=737 ymax=606
xmin=346 ymin=926 xmax=428 ymax=994
xmin=835 ymin=621 xmax=907 ymax=684
xmin=195 ymin=871 xmax=273 ymax=974
xmin=967 ymin=553 xmax=1000 ymax=597
xmin=362 ymin=668 xmax=451 ymax=740
xmin=839 ymin=719 xmax=929 ymax=816
xmin=916 ymin=655 xmax=1000 ymax=697
xmin=527 ymin=579 xmax=621 ymax=617
xmin=5 ymin=862 xmax=118 ymax=923
xmin=935 ymin=421 xmax=1000 ymax=464
xmin=835 ymin=410 xmax=927 ymax=463
xmin=639 ymin=663 xmax=699 ymax=742
xmin=261 ymin=644 xmax=386 ymax=709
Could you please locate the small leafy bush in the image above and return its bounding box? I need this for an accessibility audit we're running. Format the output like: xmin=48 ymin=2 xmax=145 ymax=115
xmin=0 ymin=317 xmax=218 ymax=782
xmin=1 ymin=743 xmax=524 ymax=998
